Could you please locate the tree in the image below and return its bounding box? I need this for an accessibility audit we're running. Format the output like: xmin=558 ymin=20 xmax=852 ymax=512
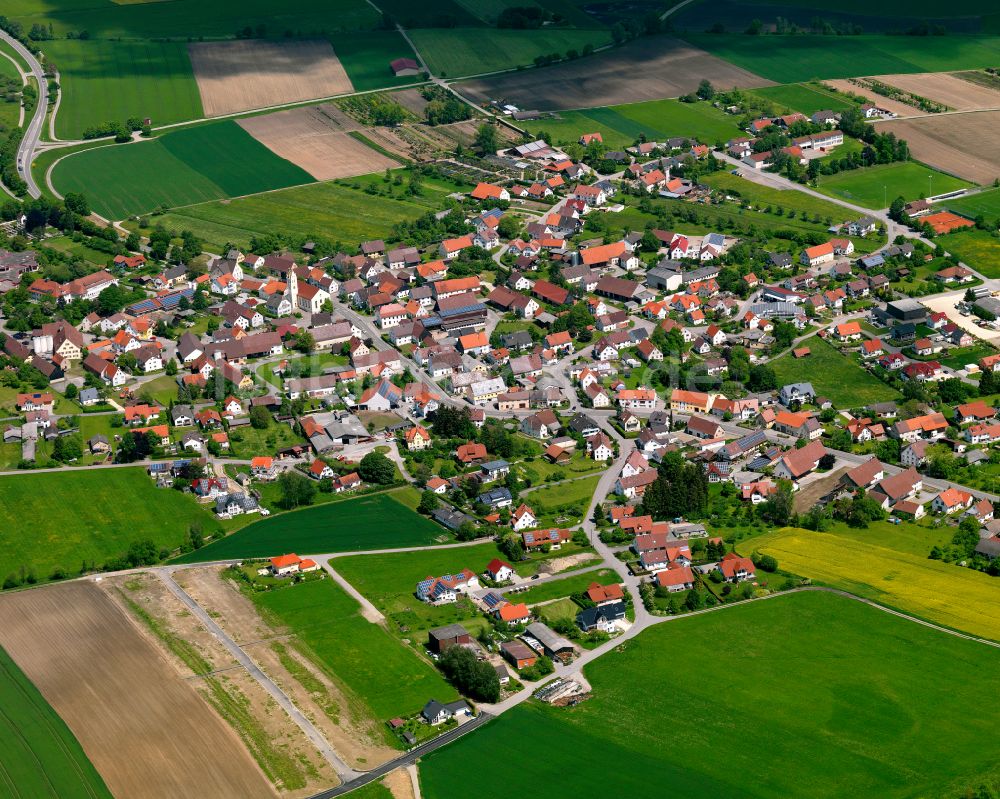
xmin=499 ymin=532 xmax=525 ymax=562
xmin=746 ymin=364 xmax=778 ymax=392
xmin=752 ymin=552 xmax=778 ymax=572
xmin=64 ymin=383 xmax=78 ymax=399
xmin=249 ymin=405 xmax=270 ymax=430
xmin=696 ymin=79 xmax=714 ymax=100
xmin=63 ymin=192 xmax=90 ymax=216
xmin=475 ymin=123 xmax=498 ymax=154
xmin=52 ymin=434 xmax=82 ymax=462
xmin=438 ymin=645 xmax=500 ymax=702
xmin=760 ymin=480 xmax=794 ymax=526
xmin=278 ymin=471 xmax=316 ymax=509
xmin=359 ymin=451 xmax=395 ymax=484
xmin=418 ymin=489 xmax=440 ymax=514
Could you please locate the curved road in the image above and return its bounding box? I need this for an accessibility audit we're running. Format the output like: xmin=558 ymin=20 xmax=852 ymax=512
xmin=0 ymin=30 xmax=46 ymax=198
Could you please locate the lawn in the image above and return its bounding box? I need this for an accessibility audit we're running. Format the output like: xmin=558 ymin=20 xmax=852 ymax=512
xmin=51 ymin=120 xmax=314 ymax=220
xmin=512 ymin=567 xmax=616 ymax=605
xmin=769 ymin=335 xmax=900 ymax=408
xmin=173 ymin=489 xmax=449 ymax=563
xmin=408 ymin=28 xmax=612 ymax=77
xmin=751 ymin=81 xmax=860 ymax=115
xmin=815 ymin=161 xmax=974 ymax=209
xmin=227 ymin=422 xmax=306 ymax=459
xmin=139 ymin=374 xmax=181 ymax=406
xmin=939 ymin=343 xmax=999 ymax=370
xmin=0 ymin=645 xmax=113 ymax=798
xmin=746 ymin=525 xmax=1000 ymax=641
xmin=525 ymin=474 xmax=601 ymax=525
xmin=685 ymin=33 xmax=1000 ymax=83
xmin=420 ymin=591 xmax=1000 ymax=799
xmin=938 ymin=228 xmax=1000 ymax=278
xmin=44 ymin=39 xmax=203 ymax=140
xmin=701 ymin=170 xmax=858 ymax=220
xmin=946 ymin=187 xmax=1000 ymax=222
xmin=251 ymin=577 xmax=455 ymax=723
xmin=0 ymin=467 xmax=221 ymax=583
xmin=41 ymin=235 xmax=114 ymax=268
xmin=126 ymin=170 xmax=465 ymax=252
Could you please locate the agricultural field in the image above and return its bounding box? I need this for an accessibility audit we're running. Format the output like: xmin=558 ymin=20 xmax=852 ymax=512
xmin=770 ymin=335 xmax=900 ymax=407
xmin=684 ymin=34 xmax=1000 ymax=84
xmin=877 ymin=71 xmax=1000 ymax=111
xmin=421 ymin=590 xmax=1000 ymax=798
xmin=946 ymin=187 xmax=1000 ymax=221
xmin=748 ymin=525 xmax=1000 ymax=641
xmin=937 ymin=228 xmax=1000 ymax=279
xmin=0 ymin=581 xmax=275 ymax=799
xmin=0 ymin=644 xmax=112 ymax=798
xmin=125 ymin=169 xmax=468 ymax=252
xmin=44 ymin=40 xmax=203 ymax=140
xmin=751 ymin=81 xmax=860 ymax=114
xmin=334 ymin=31 xmax=424 ymax=92
xmin=458 ymin=35 xmax=774 ymax=110
xmin=0 ymin=467 xmax=220 ymax=585
xmin=51 ymin=120 xmax=314 ymax=220
xmin=188 ymin=39 xmax=352 ymax=116
xmin=174 ymin=489 xmax=448 ymax=563
xmin=815 ymin=161 xmax=973 ymax=209
xmin=252 ymin=577 xmax=455 ymax=720
xmin=877 ymin=112 xmax=1000 ymax=185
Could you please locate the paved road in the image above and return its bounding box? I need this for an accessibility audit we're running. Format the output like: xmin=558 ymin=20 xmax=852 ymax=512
xmin=156 ymin=569 xmax=362 ymax=782
xmin=0 ymin=30 xmax=46 ymax=198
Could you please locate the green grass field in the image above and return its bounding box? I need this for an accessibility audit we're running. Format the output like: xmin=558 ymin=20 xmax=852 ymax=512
xmin=747 ymin=525 xmax=1000 ymax=641
xmin=334 ymin=31 xmax=424 ymax=92
xmin=51 ymin=120 xmax=314 ymax=219
xmin=946 ymin=187 xmax=1000 ymax=221
xmin=685 ymin=33 xmax=1000 ymax=83
xmin=252 ymin=577 xmax=455 ymax=720
xmin=0 ymin=645 xmax=113 ymax=798
xmin=751 ymin=81 xmax=859 ymax=115
xmin=939 ymin=343 xmax=999 ymax=370
xmin=45 ymin=40 xmax=203 ymax=140
xmin=524 ymin=474 xmax=601 ymax=524
xmin=938 ymin=228 xmax=1000 ymax=279
xmin=421 ymin=590 xmax=1000 ymax=798
xmin=409 ymin=28 xmax=612 ymax=77
xmin=815 ymin=161 xmax=974 ymax=209
xmin=174 ymin=489 xmax=448 ymax=563
xmin=701 ymin=170 xmax=858 ymax=220
xmin=0 ymin=467 xmax=220 ymax=584
xmin=770 ymin=335 xmax=899 ymax=407
xmin=513 ymin=567 xmax=616 ymax=605
xmin=127 ymin=170 xmax=466 ymax=251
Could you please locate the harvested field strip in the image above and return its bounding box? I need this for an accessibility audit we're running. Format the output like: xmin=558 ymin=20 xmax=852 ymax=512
xmin=0 ymin=645 xmax=112 ymax=799
xmin=0 ymin=582 xmax=275 ymax=799
xmin=51 ymin=121 xmax=315 ymax=219
xmin=876 ymin=112 xmax=1000 ymax=186
xmin=823 ymin=79 xmax=917 ymax=118
xmin=875 ymin=72 xmax=1000 ymax=112
xmin=189 ymin=39 xmax=353 ymax=117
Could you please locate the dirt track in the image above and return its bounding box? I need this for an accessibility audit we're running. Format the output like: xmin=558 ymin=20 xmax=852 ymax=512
xmin=876 ymin=72 xmax=1000 ymax=112
xmin=0 ymin=581 xmax=277 ymax=799
xmin=189 ymin=40 xmax=353 ymax=116
xmin=238 ymin=106 xmax=401 ymax=180
xmin=877 ymin=111 xmax=1000 ymax=185
xmin=457 ymin=36 xmax=773 ymax=110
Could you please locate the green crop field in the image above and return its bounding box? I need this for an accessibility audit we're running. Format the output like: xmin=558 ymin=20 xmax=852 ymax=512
xmin=0 ymin=467 xmax=220 ymax=585
xmin=252 ymin=577 xmax=455 ymax=720
xmin=45 ymin=40 xmax=203 ymax=140
xmin=127 ymin=170 xmax=466 ymax=252
xmin=751 ymin=82 xmax=860 ymax=115
xmin=938 ymin=228 xmax=1000 ymax=278
xmin=815 ymin=161 xmax=973 ymax=209
xmin=685 ymin=34 xmax=1000 ymax=83
xmin=747 ymin=525 xmax=1000 ymax=641
xmin=409 ymin=28 xmax=612 ymax=77
xmin=334 ymin=31 xmax=424 ymax=92
xmin=770 ymin=335 xmax=899 ymax=407
xmin=51 ymin=120 xmax=314 ymax=219
xmin=0 ymin=646 xmax=113 ymax=798
xmin=174 ymin=489 xmax=448 ymax=563
xmin=947 ymin=188 xmax=1000 ymax=222
xmin=421 ymin=591 xmax=1000 ymax=798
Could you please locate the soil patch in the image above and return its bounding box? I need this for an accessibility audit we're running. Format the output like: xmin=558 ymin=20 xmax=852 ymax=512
xmin=238 ymin=106 xmax=401 ymax=180
xmin=875 ymin=72 xmax=1000 ymax=112
xmin=457 ymin=36 xmax=773 ymax=110
xmin=189 ymin=40 xmax=353 ymax=116
xmin=538 ymin=552 xmax=597 ymax=574
xmin=0 ymin=580 xmax=276 ymax=799
xmin=877 ymin=111 xmax=1000 ymax=185
xmin=392 ymin=88 xmax=430 ymax=116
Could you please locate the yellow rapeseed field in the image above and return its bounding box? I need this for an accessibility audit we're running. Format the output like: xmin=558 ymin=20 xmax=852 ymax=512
xmin=748 ymin=527 xmax=1000 ymax=641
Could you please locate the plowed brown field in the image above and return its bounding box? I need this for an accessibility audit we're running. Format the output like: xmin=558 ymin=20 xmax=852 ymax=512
xmin=878 ymin=111 xmax=1000 ymax=185
xmin=877 ymin=72 xmax=1000 ymax=112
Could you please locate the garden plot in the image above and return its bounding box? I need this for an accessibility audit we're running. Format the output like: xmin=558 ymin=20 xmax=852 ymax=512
xmin=877 ymin=112 xmax=1000 ymax=185
xmin=237 ymin=106 xmax=401 ymax=180
xmin=876 ymin=72 xmax=1000 ymax=112
xmin=189 ymin=39 xmax=353 ymax=116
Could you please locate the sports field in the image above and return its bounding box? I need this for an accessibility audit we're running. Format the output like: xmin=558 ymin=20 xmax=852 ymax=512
xmin=751 ymin=82 xmax=859 ymax=115
xmin=936 ymin=228 xmax=1000 ymax=279
xmin=770 ymin=335 xmax=899 ymax=407
xmin=175 ymin=489 xmax=448 ymax=563
xmin=0 ymin=644 xmax=112 ymax=798
xmin=0 ymin=467 xmax=220 ymax=585
xmin=129 ymin=170 xmax=467 ymax=252
xmin=421 ymin=591 xmax=1000 ymax=798
xmin=815 ymin=161 xmax=973 ymax=209
xmin=685 ymin=34 xmax=1000 ymax=84
xmin=45 ymin=40 xmax=203 ymax=140
xmin=252 ymin=577 xmax=455 ymax=720
xmin=748 ymin=525 xmax=1000 ymax=641
xmin=51 ymin=120 xmax=314 ymax=219
xmin=947 ymin=187 xmax=1000 ymax=221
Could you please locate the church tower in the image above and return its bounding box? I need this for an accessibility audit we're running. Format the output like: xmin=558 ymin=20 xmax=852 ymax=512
xmin=287 ymin=267 xmax=298 ymax=311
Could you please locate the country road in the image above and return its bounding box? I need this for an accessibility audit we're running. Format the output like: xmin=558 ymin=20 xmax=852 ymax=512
xmin=0 ymin=30 xmax=46 ymax=198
